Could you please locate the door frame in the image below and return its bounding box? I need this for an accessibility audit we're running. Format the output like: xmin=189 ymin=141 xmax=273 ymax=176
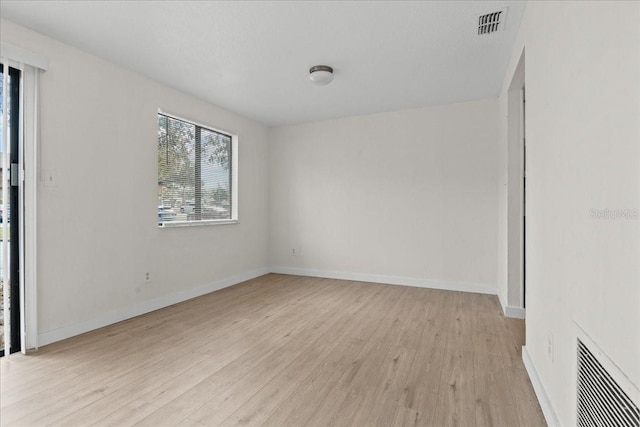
xmin=0 ymin=44 xmax=45 ymax=354
xmin=506 ymin=50 xmax=526 ymax=317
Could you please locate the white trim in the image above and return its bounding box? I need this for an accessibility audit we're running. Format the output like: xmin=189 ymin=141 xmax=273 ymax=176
xmin=519 ymin=85 xmax=526 ymax=309
xmin=497 ymin=288 xmax=526 ymax=319
xmin=25 ymin=67 xmax=39 ymax=351
xmin=156 ymin=110 xmax=239 ymax=223
xmin=18 ymin=60 xmax=26 ymax=353
xmin=270 ymin=266 xmax=496 ymax=295
xmin=522 ymin=346 xmax=561 ymax=427
xmin=36 ymin=267 xmax=496 ymax=347
xmin=37 ymin=267 xmax=269 ymax=347
xmin=231 ymin=134 xmax=238 ymax=222
xmin=497 ymin=287 xmax=507 ymax=313
xmin=0 ymin=43 xmax=48 ymax=71
xmin=503 ymin=305 xmax=525 ymax=319
xmin=159 ymin=219 xmax=239 ymax=228
xmin=157 ymin=109 xmax=235 ymax=139
xmin=1 ymin=58 xmax=10 ymax=354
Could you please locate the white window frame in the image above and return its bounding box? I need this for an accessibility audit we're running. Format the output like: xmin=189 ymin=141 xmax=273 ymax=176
xmin=157 ymin=110 xmax=238 ymax=228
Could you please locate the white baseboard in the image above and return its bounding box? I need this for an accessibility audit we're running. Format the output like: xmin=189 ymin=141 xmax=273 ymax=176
xmin=504 ymin=305 xmax=526 ymax=319
xmin=522 ymin=346 xmax=560 ymax=427
xmin=36 ymin=266 xmax=496 ymax=347
xmin=37 ymin=267 xmax=270 ymax=347
xmin=497 ymin=289 xmax=526 ymax=319
xmin=270 ymin=266 xmax=496 ymax=295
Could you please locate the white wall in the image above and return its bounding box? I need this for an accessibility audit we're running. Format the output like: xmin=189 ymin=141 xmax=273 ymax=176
xmin=498 ymin=2 xmax=640 ymax=425
xmin=1 ymin=19 xmax=270 ymax=345
xmin=7 ymin=11 xmax=638 ymax=425
xmin=269 ymin=99 xmax=499 ymax=294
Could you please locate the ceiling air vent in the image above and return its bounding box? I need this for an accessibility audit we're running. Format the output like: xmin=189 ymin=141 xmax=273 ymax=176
xmin=477 ymin=9 xmax=507 ymax=35
xmin=577 ymin=339 xmax=640 ymax=427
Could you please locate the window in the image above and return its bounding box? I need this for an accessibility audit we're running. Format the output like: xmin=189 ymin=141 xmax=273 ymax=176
xmin=157 ymin=112 xmax=236 ymax=226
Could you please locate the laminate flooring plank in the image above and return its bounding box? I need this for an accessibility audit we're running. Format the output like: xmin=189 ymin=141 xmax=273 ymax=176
xmin=217 ymin=374 xmax=301 ymax=427
xmin=261 ymin=360 xmax=350 ymax=427
xmin=0 ymin=274 xmax=546 ymax=427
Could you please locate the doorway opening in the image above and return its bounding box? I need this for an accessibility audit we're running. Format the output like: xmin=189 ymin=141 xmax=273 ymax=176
xmin=506 ymin=50 xmax=526 ymax=317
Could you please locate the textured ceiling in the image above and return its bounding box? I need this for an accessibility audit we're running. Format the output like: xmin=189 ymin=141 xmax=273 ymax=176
xmin=0 ymin=1 xmax=526 ymax=126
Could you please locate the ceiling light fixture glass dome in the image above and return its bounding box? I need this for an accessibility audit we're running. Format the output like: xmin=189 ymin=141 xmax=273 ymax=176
xmin=309 ymin=65 xmax=334 ymax=85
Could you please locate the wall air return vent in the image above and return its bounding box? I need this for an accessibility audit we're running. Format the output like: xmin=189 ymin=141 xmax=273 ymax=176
xmin=477 ymin=9 xmax=507 ymax=35
xmin=577 ymin=339 xmax=640 ymax=427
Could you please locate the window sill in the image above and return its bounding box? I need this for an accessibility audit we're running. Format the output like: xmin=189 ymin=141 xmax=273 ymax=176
xmin=158 ymin=219 xmax=239 ymax=228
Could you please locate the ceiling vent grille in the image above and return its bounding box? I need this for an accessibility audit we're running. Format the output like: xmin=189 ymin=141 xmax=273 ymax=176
xmin=577 ymin=339 xmax=640 ymax=427
xmin=477 ymin=9 xmax=507 ymax=35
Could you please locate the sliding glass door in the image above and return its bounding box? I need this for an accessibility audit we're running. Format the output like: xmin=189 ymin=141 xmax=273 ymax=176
xmin=1 ymin=63 xmax=22 ymax=356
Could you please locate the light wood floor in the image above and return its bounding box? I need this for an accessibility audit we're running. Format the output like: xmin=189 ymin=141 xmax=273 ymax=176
xmin=0 ymin=274 xmax=546 ymax=426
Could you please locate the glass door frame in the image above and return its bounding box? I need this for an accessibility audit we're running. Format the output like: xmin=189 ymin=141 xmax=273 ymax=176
xmin=1 ymin=62 xmax=22 ymax=356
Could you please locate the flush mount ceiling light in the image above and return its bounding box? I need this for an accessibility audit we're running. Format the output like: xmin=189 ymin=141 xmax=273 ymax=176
xmin=309 ymin=65 xmax=334 ymax=86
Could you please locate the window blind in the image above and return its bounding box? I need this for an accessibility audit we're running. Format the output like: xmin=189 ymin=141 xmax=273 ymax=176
xmin=157 ymin=113 xmax=232 ymax=225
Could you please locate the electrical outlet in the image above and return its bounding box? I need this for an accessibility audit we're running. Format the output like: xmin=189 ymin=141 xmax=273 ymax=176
xmin=292 ymin=248 xmax=297 ymax=256
xmin=546 ymin=331 xmax=554 ymax=362
xmin=145 ymin=272 xmax=151 ymax=283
